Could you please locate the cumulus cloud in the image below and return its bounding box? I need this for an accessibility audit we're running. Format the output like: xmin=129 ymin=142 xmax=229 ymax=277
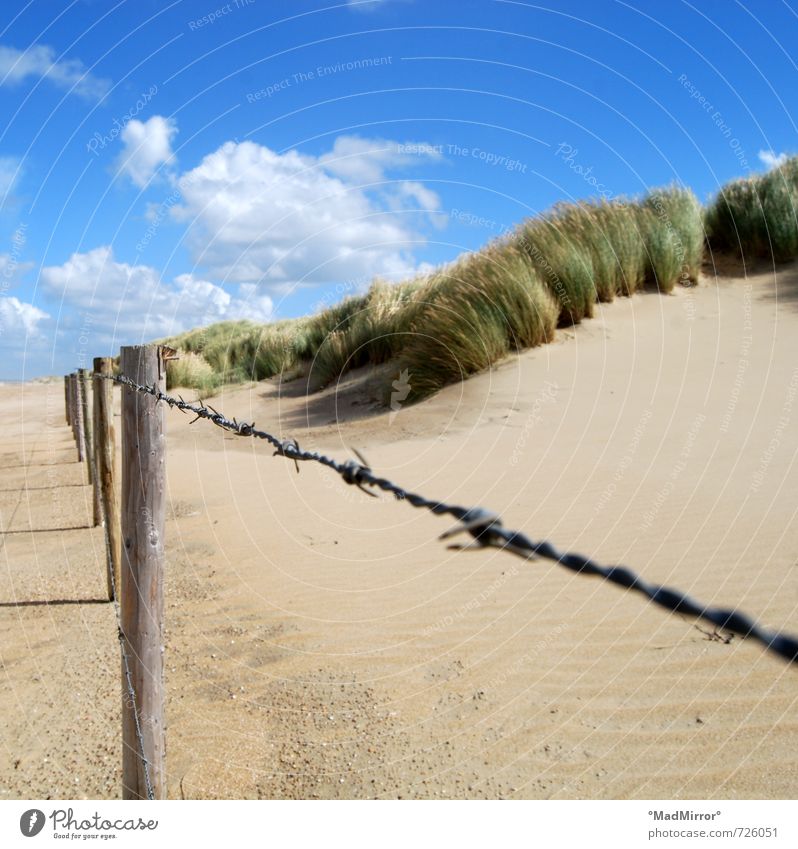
xmin=170 ymin=135 xmax=443 ymax=291
xmin=0 ymin=296 xmax=48 ymax=339
xmin=116 ymin=116 xmax=177 ymax=187
xmin=318 ymin=135 xmax=441 ymax=183
xmin=758 ymin=149 xmax=789 ymax=170
xmin=41 ymin=246 xmax=273 ymax=341
xmin=0 ymin=43 xmax=110 ymax=100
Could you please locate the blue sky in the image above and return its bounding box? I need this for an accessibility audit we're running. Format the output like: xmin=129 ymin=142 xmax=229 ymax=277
xmin=1 ymin=0 xmax=796 ymax=379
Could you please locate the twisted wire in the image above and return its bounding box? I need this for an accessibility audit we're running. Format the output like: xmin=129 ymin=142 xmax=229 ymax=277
xmin=104 ymin=373 xmax=798 ymax=665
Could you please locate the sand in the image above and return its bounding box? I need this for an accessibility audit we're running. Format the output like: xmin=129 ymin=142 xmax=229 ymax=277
xmin=1 ymin=260 xmax=797 ymax=800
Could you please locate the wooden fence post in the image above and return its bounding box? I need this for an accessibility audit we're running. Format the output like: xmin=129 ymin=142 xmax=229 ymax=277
xmin=80 ymin=368 xmax=101 ymax=526
xmin=69 ymin=374 xmax=76 ymax=435
xmin=120 ymin=345 xmax=167 ymax=800
xmin=79 ymin=369 xmax=94 ymax=484
xmin=74 ymin=373 xmax=86 ymax=463
xmin=94 ymin=357 xmax=121 ymax=601
xmin=64 ymin=375 xmax=71 ymax=427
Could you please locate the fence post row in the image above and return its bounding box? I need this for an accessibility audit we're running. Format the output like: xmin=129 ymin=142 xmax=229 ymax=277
xmin=93 ymin=357 xmax=121 ymax=602
xmin=120 ymin=345 xmax=167 ymax=800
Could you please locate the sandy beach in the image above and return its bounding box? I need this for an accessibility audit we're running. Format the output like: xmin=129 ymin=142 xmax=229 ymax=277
xmin=1 ymin=260 xmax=797 ymax=800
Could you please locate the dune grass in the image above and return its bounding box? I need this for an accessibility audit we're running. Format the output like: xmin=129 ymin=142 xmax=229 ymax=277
xmin=705 ymin=155 xmax=798 ymax=262
xmin=396 ymin=243 xmax=559 ymax=400
xmin=160 ymin=163 xmax=791 ymax=403
xmin=165 ymin=351 xmax=220 ymax=394
xmin=307 ymin=281 xmax=424 ymax=389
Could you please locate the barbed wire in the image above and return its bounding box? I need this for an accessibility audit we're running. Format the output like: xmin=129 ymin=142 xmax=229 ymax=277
xmin=106 ymin=373 xmax=798 ymax=666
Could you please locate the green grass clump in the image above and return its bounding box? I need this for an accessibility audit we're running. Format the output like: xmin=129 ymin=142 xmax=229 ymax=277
xmin=161 ymin=318 xmax=305 ymax=388
xmin=396 ymin=243 xmax=558 ymax=399
xmin=166 ymin=351 xmax=221 ymax=394
xmin=513 ymin=217 xmax=596 ymax=325
xmin=641 ymin=187 xmax=704 ymax=286
xmin=705 ymin=156 xmax=798 ymax=262
xmin=550 ymin=200 xmax=647 ymax=299
xmin=299 ymin=295 xmax=370 ymax=358
xmin=308 ymin=280 xmax=423 ymax=388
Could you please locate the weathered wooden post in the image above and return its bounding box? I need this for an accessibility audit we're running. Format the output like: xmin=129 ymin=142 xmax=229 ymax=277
xmin=64 ymin=375 xmax=71 ymax=426
xmin=68 ymin=375 xmax=74 ymax=439
xmin=94 ymin=357 xmax=121 ymax=600
xmin=68 ymin=374 xmax=77 ymax=443
xmin=120 ymin=345 xmax=167 ymax=800
xmin=80 ymin=368 xmax=101 ymax=526
xmin=74 ymin=373 xmax=86 ymax=463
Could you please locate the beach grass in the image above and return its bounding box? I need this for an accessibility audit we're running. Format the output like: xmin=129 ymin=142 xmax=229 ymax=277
xmin=160 ymin=165 xmax=787 ymax=401
xmin=705 ymin=155 xmax=798 ymax=262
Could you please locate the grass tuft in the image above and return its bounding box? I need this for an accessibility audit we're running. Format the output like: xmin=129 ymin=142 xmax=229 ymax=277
xmin=705 ymin=155 xmax=798 ymax=262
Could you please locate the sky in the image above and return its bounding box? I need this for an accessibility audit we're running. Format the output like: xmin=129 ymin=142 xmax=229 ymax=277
xmin=1 ymin=0 xmax=796 ymax=379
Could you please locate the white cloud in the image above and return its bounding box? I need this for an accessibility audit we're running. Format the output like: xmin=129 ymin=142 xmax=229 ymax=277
xmin=41 ymin=246 xmax=272 ymax=341
xmin=758 ymin=149 xmax=789 ymax=170
xmin=0 ymin=296 xmax=48 ymax=338
xmin=318 ymin=135 xmax=441 ymax=183
xmin=0 ymin=43 xmax=110 ymax=100
xmin=117 ymin=116 xmax=177 ymax=187
xmin=388 ymin=180 xmax=447 ymax=229
xmin=171 ymin=135 xmax=443 ymax=290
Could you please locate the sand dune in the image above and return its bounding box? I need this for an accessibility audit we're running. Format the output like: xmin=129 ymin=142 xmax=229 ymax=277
xmin=1 ymin=261 xmax=797 ymax=799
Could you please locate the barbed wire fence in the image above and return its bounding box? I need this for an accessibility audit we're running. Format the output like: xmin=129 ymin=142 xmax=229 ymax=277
xmin=53 ymin=348 xmax=797 ymax=800
xmin=105 ymin=371 xmax=798 ymax=666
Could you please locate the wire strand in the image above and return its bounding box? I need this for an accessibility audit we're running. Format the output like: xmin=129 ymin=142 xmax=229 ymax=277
xmin=102 ymin=373 xmax=798 ymax=666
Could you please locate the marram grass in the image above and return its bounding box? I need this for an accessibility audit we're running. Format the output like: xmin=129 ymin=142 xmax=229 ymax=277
xmin=705 ymin=155 xmax=798 ymax=262
xmin=161 ymin=161 xmax=793 ymax=402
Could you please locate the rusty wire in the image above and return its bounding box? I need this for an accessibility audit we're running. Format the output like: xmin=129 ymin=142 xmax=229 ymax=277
xmin=104 ymin=373 xmax=798 ymax=666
